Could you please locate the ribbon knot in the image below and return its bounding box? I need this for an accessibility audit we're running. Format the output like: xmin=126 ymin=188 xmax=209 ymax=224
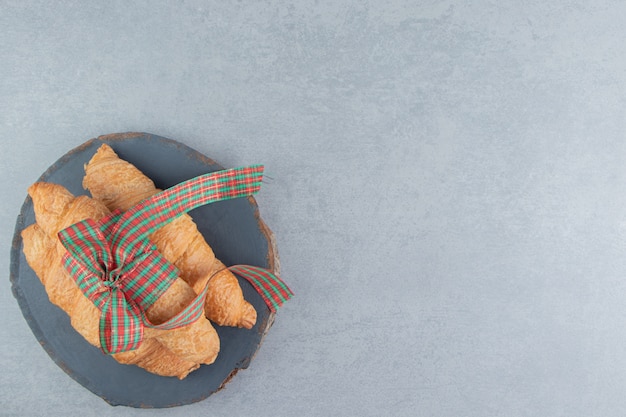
xmin=103 ymin=265 xmax=124 ymax=283
xmin=102 ymin=279 xmax=120 ymax=288
xmin=57 ymin=165 xmax=292 ymax=355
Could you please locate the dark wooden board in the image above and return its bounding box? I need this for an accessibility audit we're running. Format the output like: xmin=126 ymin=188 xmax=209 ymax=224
xmin=10 ymin=132 xmax=278 ymax=408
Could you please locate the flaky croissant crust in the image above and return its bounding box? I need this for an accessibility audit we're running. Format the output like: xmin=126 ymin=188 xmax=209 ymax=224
xmin=22 ymin=182 xmax=220 ymax=378
xmin=83 ymin=144 xmax=257 ymax=329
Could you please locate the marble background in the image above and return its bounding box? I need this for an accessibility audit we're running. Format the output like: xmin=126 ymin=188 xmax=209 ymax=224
xmin=2 ymin=1 xmax=626 ymax=416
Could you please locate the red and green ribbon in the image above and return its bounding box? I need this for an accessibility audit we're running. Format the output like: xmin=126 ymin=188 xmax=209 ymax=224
xmin=229 ymin=265 xmax=294 ymax=313
xmin=57 ymin=165 xmax=292 ymax=354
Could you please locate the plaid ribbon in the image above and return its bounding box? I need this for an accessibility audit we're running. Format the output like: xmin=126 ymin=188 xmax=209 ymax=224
xmin=58 ymin=165 xmax=292 ymax=354
xmin=229 ymin=265 xmax=294 ymax=313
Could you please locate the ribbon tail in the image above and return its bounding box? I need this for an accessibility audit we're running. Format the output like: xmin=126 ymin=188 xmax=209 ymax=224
xmin=142 ymin=263 xmax=292 ymax=329
xmin=99 ymin=288 xmax=143 ymax=354
xmin=228 ymin=265 xmax=293 ymax=313
xmin=111 ymin=165 xmax=265 ymax=254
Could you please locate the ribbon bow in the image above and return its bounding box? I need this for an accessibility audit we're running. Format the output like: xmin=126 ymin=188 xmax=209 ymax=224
xmin=58 ymin=165 xmax=292 ymax=354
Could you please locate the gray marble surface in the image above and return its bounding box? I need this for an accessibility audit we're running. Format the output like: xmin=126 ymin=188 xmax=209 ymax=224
xmin=2 ymin=1 xmax=626 ymax=416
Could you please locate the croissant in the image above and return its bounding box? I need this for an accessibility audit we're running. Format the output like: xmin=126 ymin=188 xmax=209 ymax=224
xmin=83 ymin=144 xmax=257 ymax=329
xmin=25 ymin=182 xmax=220 ymax=376
xmin=22 ymin=223 xmax=200 ymax=379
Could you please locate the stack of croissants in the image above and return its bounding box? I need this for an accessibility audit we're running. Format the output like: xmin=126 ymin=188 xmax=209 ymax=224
xmin=21 ymin=144 xmax=259 ymax=379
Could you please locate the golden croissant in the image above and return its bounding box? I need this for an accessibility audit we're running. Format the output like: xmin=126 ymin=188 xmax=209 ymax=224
xmin=22 ymin=224 xmax=201 ymax=378
xmin=83 ymin=144 xmax=257 ymax=329
xmin=22 ymin=182 xmax=220 ymax=378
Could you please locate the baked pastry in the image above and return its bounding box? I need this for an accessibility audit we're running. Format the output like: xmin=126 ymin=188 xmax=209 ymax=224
xmin=83 ymin=144 xmax=257 ymax=329
xmin=22 ymin=223 xmax=201 ymax=378
xmin=23 ymin=181 xmax=220 ymax=377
